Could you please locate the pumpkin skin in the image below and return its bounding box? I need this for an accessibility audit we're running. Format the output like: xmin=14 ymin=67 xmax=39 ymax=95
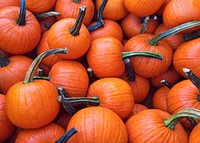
xmin=49 ymin=60 xmax=89 ymax=97
xmin=47 ymin=18 xmax=91 ymax=60
xmin=66 ymin=106 xmax=128 ymax=143
xmin=189 ymin=123 xmax=200 ymax=143
xmin=89 ymin=19 xmax=123 ymax=42
xmin=5 ymin=80 xmax=60 ymax=129
xmin=95 ymin=0 xmax=128 ymax=21
xmin=124 ymin=0 xmax=165 ymax=17
xmin=0 ymin=5 xmax=41 ymax=54
xmin=124 ymin=33 xmax=173 ymax=78
xmin=0 ymin=94 xmax=16 ymax=142
xmin=87 ymin=37 xmax=125 ymax=78
xmin=55 ymin=0 xmax=94 ymax=26
xmin=163 ymin=0 xmax=200 ymax=33
xmin=173 ymin=38 xmax=200 ymax=78
xmin=126 ymin=109 xmax=188 ymax=143
xmin=120 ymin=13 xmax=159 ymax=39
xmin=26 ymin=0 xmax=57 ymax=13
xmin=0 ymin=0 xmax=20 ymax=8
xmin=0 ymin=55 xmax=34 ymax=94
xmin=87 ymin=77 xmax=134 ymax=120
xmin=15 ymin=123 xmax=65 ymax=143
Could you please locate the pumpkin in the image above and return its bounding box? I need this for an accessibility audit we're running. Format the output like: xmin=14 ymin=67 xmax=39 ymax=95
xmin=156 ymin=0 xmax=171 ymax=16
xmin=126 ymin=108 xmax=200 ymax=143
xmin=55 ymin=0 xmax=94 ymax=26
xmin=95 ymin=0 xmax=127 ymax=21
xmin=15 ymin=123 xmax=65 ymax=142
xmin=47 ymin=6 xmax=91 ymax=60
xmin=87 ymin=37 xmax=162 ymax=78
xmin=66 ymin=106 xmax=128 ymax=143
xmin=55 ymin=127 xmax=77 ymax=143
xmin=26 ymin=0 xmax=57 ymax=14
xmin=124 ymin=0 xmax=165 ymax=17
xmin=189 ymin=122 xmax=200 ymax=143
xmin=0 ymin=94 xmax=16 ymax=142
xmin=0 ymin=0 xmax=20 ymax=8
xmin=163 ymin=0 xmax=200 ymax=33
xmin=0 ymin=0 xmax=41 ymax=54
xmin=0 ymin=54 xmax=34 ymax=94
xmin=49 ymin=60 xmax=89 ymax=97
xmin=167 ymin=68 xmax=200 ymax=129
xmin=120 ymin=13 xmax=159 ymax=39
xmin=173 ymin=37 xmax=200 ymax=78
xmin=5 ymin=49 xmax=67 ymax=129
xmin=132 ymin=103 xmax=148 ymax=115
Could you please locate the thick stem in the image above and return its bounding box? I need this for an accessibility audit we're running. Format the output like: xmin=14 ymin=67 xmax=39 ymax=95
xmin=124 ymin=58 xmax=135 ymax=81
xmin=122 ymin=51 xmax=163 ymax=59
xmin=16 ymin=0 xmax=26 ymax=26
xmin=23 ymin=48 xmax=68 ymax=84
xmin=140 ymin=15 xmax=157 ymax=34
xmin=70 ymin=6 xmax=86 ymax=36
xmin=149 ymin=20 xmax=200 ymax=46
xmin=184 ymin=29 xmax=200 ymax=42
xmin=33 ymin=76 xmax=50 ymax=81
xmin=35 ymin=11 xmax=60 ymax=18
xmin=0 ymin=54 xmax=9 ymax=67
xmin=164 ymin=108 xmax=200 ymax=130
xmin=183 ymin=68 xmax=200 ymax=91
xmin=160 ymin=79 xmax=173 ymax=89
xmin=87 ymin=0 xmax=108 ymax=31
xmin=55 ymin=127 xmax=77 ymax=143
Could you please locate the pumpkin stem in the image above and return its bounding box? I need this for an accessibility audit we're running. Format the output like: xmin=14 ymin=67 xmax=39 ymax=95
xmin=184 ymin=29 xmax=200 ymax=42
xmin=183 ymin=68 xmax=200 ymax=91
xmin=122 ymin=51 xmax=163 ymax=59
xmin=164 ymin=108 xmax=200 ymax=130
xmin=87 ymin=67 xmax=96 ymax=84
xmin=35 ymin=11 xmax=60 ymax=19
xmin=198 ymin=95 xmax=200 ymax=102
xmin=23 ymin=48 xmax=68 ymax=84
xmin=16 ymin=0 xmax=26 ymax=26
xmin=149 ymin=20 xmax=200 ymax=46
xmin=124 ymin=58 xmax=135 ymax=81
xmin=160 ymin=79 xmax=173 ymax=89
xmin=0 ymin=54 xmax=10 ymax=67
xmin=140 ymin=15 xmax=157 ymax=34
xmin=87 ymin=0 xmax=108 ymax=31
xmin=57 ymin=87 xmax=77 ymax=115
xmin=33 ymin=76 xmax=50 ymax=81
xmin=73 ymin=0 xmax=81 ymax=3
xmin=70 ymin=6 xmax=86 ymax=36
xmin=55 ymin=127 xmax=77 ymax=143
xmin=43 ymin=23 xmax=51 ymax=29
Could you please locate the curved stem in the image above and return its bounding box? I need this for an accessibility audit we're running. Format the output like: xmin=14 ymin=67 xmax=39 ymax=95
xmin=35 ymin=11 xmax=60 ymax=18
xmin=160 ymin=79 xmax=173 ymax=89
xmin=184 ymin=29 xmax=200 ymax=42
xmin=183 ymin=68 xmax=200 ymax=91
xmin=23 ymin=48 xmax=68 ymax=84
xmin=122 ymin=51 xmax=163 ymax=59
xmin=55 ymin=127 xmax=77 ymax=143
xmin=164 ymin=108 xmax=200 ymax=130
xmin=87 ymin=0 xmax=108 ymax=31
xmin=0 ymin=54 xmax=9 ymax=67
xmin=70 ymin=6 xmax=86 ymax=36
xmin=16 ymin=0 xmax=26 ymax=26
xmin=124 ymin=58 xmax=135 ymax=81
xmin=149 ymin=20 xmax=200 ymax=46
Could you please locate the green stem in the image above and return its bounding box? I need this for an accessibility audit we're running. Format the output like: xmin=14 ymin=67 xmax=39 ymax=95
xmin=33 ymin=76 xmax=50 ymax=81
xmin=164 ymin=108 xmax=200 ymax=130
xmin=0 ymin=54 xmax=9 ymax=67
xmin=160 ymin=79 xmax=173 ymax=89
xmin=55 ymin=127 xmax=77 ymax=143
xmin=122 ymin=51 xmax=163 ymax=59
xmin=70 ymin=6 xmax=86 ymax=36
xmin=87 ymin=0 xmax=108 ymax=31
xmin=73 ymin=0 xmax=81 ymax=3
xmin=124 ymin=58 xmax=135 ymax=81
xmin=140 ymin=16 xmax=150 ymax=34
xmin=183 ymin=68 xmax=200 ymax=91
xmin=16 ymin=0 xmax=26 ymax=26
xmin=184 ymin=29 xmax=200 ymax=42
xmin=35 ymin=11 xmax=60 ymax=18
xmin=149 ymin=20 xmax=200 ymax=46
xmin=23 ymin=48 xmax=68 ymax=84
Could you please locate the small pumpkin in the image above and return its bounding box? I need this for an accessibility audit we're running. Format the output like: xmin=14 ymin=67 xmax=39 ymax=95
xmin=189 ymin=122 xmax=200 ymax=143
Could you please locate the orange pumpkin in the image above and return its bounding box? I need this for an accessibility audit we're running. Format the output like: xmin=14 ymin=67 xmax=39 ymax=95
xmin=0 ymin=0 xmax=41 ymax=54
xmin=189 ymin=122 xmax=200 ymax=143
xmin=5 ymin=49 xmax=67 ymax=129
xmin=0 ymin=94 xmax=16 ymax=142
xmin=66 ymin=106 xmax=128 ymax=143
xmin=0 ymin=0 xmax=20 ymax=8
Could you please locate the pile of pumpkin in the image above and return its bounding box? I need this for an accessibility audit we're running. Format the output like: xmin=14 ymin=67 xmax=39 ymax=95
xmin=1 ymin=0 xmax=200 ymax=142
